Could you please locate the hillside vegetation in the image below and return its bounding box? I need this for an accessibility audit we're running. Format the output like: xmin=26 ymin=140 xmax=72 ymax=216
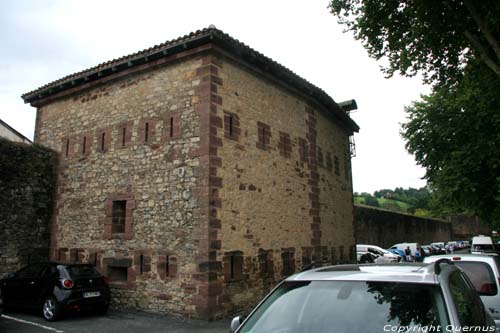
xmin=354 ymin=187 xmax=437 ymax=218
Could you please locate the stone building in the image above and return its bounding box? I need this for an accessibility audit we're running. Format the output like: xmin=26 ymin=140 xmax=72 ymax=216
xmin=22 ymin=27 xmax=359 ymax=319
xmin=0 ymin=118 xmax=32 ymax=144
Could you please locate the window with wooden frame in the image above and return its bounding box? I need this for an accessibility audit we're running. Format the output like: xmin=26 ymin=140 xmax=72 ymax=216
xmin=258 ymin=249 xmax=273 ymax=277
xmin=256 ymin=122 xmax=271 ymax=150
xmin=298 ymin=138 xmax=308 ymax=164
xmin=278 ymin=132 xmax=292 ymax=158
xmin=224 ymin=112 xmax=240 ymax=140
xmin=111 ymin=200 xmax=126 ymax=234
xmin=281 ymin=249 xmax=295 ymax=276
xmin=224 ymin=251 xmax=244 ymax=282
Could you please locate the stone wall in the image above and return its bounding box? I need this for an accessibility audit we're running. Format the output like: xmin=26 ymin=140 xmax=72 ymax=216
xmin=354 ymin=205 xmax=452 ymax=247
xmin=354 ymin=206 xmax=492 ymax=248
xmin=36 ymin=56 xmax=205 ymax=316
xmin=448 ymin=214 xmax=491 ymax=240
xmin=213 ymin=58 xmax=356 ymax=315
xmin=0 ymin=138 xmax=56 ymax=276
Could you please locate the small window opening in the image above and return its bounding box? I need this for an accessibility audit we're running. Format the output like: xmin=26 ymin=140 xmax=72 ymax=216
xmin=165 ymin=255 xmax=170 ymax=277
xmin=108 ymin=266 xmax=128 ymax=283
xmin=144 ymin=122 xmax=149 ymax=142
xmin=65 ymin=139 xmax=70 ymax=157
xmin=121 ymin=127 xmax=126 ymax=146
xmin=82 ymin=136 xmax=87 ymax=155
xmin=230 ymin=255 xmax=235 ymax=280
xmin=229 ymin=115 xmax=233 ymax=136
xmin=101 ymin=132 xmax=106 ymax=151
xmin=169 ymin=117 xmax=174 ymax=137
xmin=139 ymin=254 xmax=144 ymax=275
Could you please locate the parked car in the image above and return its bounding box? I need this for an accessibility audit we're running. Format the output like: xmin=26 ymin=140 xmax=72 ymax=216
xmin=0 ymin=262 xmax=110 ymax=321
xmin=430 ymin=242 xmax=447 ymax=254
xmin=471 ymin=235 xmax=497 ymax=254
xmin=356 ymin=244 xmax=400 ymax=263
xmin=230 ymin=261 xmax=496 ymax=333
xmin=424 ymin=254 xmax=500 ymax=325
xmin=420 ymin=245 xmax=433 ymax=256
xmin=389 ymin=242 xmax=421 ymax=261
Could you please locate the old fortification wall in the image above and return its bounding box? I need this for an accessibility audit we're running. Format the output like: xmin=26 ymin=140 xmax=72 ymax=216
xmin=354 ymin=205 xmax=452 ymax=247
xmin=0 ymin=138 xmax=57 ymax=276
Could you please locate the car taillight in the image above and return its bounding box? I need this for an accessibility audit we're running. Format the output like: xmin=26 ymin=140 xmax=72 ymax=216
xmin=103 ymin=276 xmax=109 ymax=286
xmin=452 ymin=257 xmax=461 ymax=261
xmin=62 ymin=279 xmax=74 ymax=289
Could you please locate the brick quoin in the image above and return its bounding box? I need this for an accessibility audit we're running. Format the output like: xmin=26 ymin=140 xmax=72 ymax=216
xmin=305 ymin=106 xmax=322 ymax=259
xmin=192 ymin=54 xmax=224 ymax=320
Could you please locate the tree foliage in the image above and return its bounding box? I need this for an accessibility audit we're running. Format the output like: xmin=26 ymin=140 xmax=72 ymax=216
xmin=329 ymin=0 xmax=500 ymax=85
xmin=402 ymin=61 xmax=500 ymax=224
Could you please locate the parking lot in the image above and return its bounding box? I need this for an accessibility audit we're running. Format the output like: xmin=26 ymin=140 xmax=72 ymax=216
xmin=0 ymin=309 xmax=231 ymax=333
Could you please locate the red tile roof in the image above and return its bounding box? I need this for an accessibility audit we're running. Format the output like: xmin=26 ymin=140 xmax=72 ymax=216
xmin=22 ymin=26 xmax=359 ymax=132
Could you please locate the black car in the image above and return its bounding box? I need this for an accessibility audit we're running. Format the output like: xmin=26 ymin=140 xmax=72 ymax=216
xmin=0 ymin=262 xmax=110 ymax=321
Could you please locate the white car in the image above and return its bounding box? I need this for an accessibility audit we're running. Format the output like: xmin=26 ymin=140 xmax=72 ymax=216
xmin=424 ymin=254 xmax=500 ymax=325
xmin=356 ymin=244 xmax=400 ymax=263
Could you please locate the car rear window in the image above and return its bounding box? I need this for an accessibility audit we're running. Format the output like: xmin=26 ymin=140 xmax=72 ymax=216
xmin=237 ymin=281 xmax=449 ymax=333
xmin=454 ymin=261 xmax=497 ymax=295
xmin=66 ymin=265 xmax=101 ymax=278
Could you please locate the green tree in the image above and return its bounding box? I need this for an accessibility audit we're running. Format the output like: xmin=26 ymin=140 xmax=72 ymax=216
xmin=402 ymin=60 xmax=500 ymax=224
xmin=329 ymin=0 xmax=500 ymax=85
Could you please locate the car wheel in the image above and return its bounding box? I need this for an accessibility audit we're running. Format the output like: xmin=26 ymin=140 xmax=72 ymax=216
xmin=42 ymin=296 xmax=62 ymax=321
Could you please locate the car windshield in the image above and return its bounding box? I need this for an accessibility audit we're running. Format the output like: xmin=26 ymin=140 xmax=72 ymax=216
xmin=66 ymin=265 xmax=101 ymax=278
xmin=237 ymin=281 xmax=449 ymax=333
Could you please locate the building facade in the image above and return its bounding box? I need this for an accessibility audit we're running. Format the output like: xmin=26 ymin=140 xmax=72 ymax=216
xmin=0 ymin=118 xmax=32 ymax=144
xmin=22 ymin=27 xmax=359 ymax=319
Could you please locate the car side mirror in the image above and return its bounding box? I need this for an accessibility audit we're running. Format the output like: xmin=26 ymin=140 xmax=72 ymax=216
xmin=230 ymin=316 xmax=244 ymax=333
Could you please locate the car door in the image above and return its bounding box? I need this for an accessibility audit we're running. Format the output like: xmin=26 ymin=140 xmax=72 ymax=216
xmin=2 ymin=264 xmax=42 ymax=306
xmin=16 ymin=263 xmax=46 ymax=306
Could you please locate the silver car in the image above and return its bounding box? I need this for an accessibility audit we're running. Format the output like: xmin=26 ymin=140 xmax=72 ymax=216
xmin=425 ymin=254 xmax=500 ymax=326
xmin=231 ymin=261 xmax=496 ymax=333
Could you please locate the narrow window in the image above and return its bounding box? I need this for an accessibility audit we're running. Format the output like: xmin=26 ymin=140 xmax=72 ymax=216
xmin=121 ymin=127 xmax=126 ymax=147
xmin=101 ymin=132 xmax=106 ymax=151
xmin=144 ymin=122 xmax=149 ymax=142
xmin=256 ymin=122 xmax=271 ymax=150
xmin=334 ymin=156 xmax=340 ymax=176
xmin=139 ymin=254 xmax=144 ymax=275
xmin=165 ymin=255 xmax=170 ymax=277
xmin=65 ymin=139 xmax=70 ymax=157
xmin=229 ymin=115 xmax=233 ymax=136
xmin=82 ymin=136 xmax=87 ymax=155
xmin=169 ymin=117 xmax=174 ymax=138
xmin=230 ymin=255 xmax=235 ymax=280
xmin=111 ymin=200 xmax=127 ymax=233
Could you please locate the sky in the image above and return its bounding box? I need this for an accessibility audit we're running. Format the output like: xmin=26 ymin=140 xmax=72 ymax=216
xmin=0 ymin=0 xmax=430 ymax=194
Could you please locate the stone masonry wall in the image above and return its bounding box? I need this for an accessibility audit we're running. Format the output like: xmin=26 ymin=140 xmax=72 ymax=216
xmin=214 ymin=58 xmax=356 ymax=315
xmin=35 ymin=56 xmax=206 ymax=316
xmin=354 ymin=205 xmax=452 ymax=248
xmin=0 ymin=138 xmax=57 ymax=276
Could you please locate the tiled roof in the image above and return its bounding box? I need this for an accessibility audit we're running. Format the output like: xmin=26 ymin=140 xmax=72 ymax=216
xmin=22 ymin=26 xmax=359 ymax=132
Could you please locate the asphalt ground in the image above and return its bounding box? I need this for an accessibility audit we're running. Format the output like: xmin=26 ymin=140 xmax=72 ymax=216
xmin=0 ymin=308 xmax=232 ymax=333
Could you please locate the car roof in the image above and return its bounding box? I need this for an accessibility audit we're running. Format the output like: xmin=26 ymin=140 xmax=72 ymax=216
xmin=424 ymin=254 xmax=498 ymax=263
xmin=287 ymin=263 xmax=439 ymax=284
